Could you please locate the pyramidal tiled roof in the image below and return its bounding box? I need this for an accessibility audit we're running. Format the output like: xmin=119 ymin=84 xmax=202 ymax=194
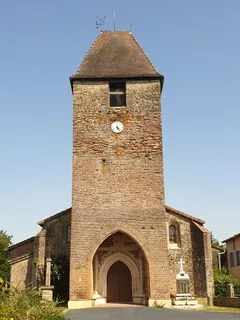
xmin=71 ymin=31 xmax=162 ymax=80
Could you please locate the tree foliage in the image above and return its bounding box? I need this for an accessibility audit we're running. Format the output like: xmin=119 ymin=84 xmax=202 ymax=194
xmin=210 ymin=232 xmax=225 ymax=249
xmin=214 ymin=267 xmax=239 ymax=285
xmin=0 ymin=230 xmax=12 ymax=281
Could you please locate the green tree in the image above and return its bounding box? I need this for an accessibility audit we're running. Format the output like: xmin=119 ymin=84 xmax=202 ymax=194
xmin=0 ymin=230 xmax=12 ymax=281
xmin=210 ymin=232 xmax=225 ymax=249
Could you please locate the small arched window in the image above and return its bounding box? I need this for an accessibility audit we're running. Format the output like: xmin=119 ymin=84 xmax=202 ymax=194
xmin=169 ymin=225 xmax=177 ymax=243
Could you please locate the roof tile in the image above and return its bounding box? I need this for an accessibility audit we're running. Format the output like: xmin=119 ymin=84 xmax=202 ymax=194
xmin=71 ymin=31 xmax=162 ymax=79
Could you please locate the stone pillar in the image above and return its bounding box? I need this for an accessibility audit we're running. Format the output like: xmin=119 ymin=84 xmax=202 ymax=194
xmin=32 ymin=229 xmax=46 ymax=287
xmin=45 ymin=257 xmax=52 ymax=286
xmin=41 ymin=286 xmax=54 ymax=301
xmin=203 ymin=231 xmax=214 ymax=305
xmin=227 ymin=283 xmax=235 ymax=298
xmin=132 ymin=252 xmax=147 ymax=305
xmin=147 ymin=225 xmax=172 ymax=308
xmin=148 ymin=257 xmax=172 ymax=307
xmin=69 ymin=245 xmax=93 ymax=309
xmin=40 ymin=257 xmax=54 ymax=302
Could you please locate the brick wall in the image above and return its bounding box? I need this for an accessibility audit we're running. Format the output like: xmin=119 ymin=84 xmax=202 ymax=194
xmin=9 ymin=237 xmax=34 ymax=261
xmin=43 ymin=211 xmax=71 ymax=259
xmin=70 ymin=79 xmax=170 ymax=301
xmin=9 ymin=255 xmax=33 ymax=288
xmin=9 ymin=237 xmax=34 ymax=288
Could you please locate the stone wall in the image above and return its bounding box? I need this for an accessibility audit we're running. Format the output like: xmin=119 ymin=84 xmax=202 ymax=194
xmin=8 ymin=209 xmax=71 ymax=289
xmin=42 ymin=210 xmax=71 ymax=259
xmin=212 ymin=246 xmax=220 ymax=268
xmin=214 ymin=297 xmax=240 ymax=308
xmin=70 ymin=79 xmax=171 ymax=304
xmin=190 ymin=221 xmax=213 ymax=303
xmin=167 ymin=213 xmax=194 ymax=296
xmin=191 ymin=223 xmax=207 ymax=296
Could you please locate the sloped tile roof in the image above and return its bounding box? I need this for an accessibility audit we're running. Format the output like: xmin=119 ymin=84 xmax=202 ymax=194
xmin=222 ymin=233 xmax=240 ymax=243
xmin=192 ymin=221 xmax=209 ymax=233
xmin=37 ymin=207 xmax=71 ymax=227
xmin=166 ymin=205 xmax=205 ymax=224
xmin=10 ymin=205 xmax=207 ymax=249
xmin=8 ymin=236 xmax=35 ymax=250
xmin=71 ymin=31 xmax=162 ymax=80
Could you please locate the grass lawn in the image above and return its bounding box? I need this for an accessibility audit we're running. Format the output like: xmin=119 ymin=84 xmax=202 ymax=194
xmin=200 ymin=306 xmax=240 ymax=313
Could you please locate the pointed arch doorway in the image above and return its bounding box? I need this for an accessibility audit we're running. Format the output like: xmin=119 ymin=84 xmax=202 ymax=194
xmin=92 ymin=231 xmax=150 ymax=305
xmin=107 ymin=261 xmax=132 ymax=303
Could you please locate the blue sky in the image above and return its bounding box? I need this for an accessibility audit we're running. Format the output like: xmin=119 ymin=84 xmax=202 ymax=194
xmin=0 ymin=1 xmax=239 ymax=244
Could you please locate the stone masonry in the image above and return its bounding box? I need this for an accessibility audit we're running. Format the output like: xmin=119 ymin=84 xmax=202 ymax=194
xmin=70 ymin=79 xmax=171 ymax=306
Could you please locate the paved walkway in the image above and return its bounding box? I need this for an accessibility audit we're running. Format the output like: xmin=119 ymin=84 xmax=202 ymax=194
xmin=67 ymin=305 xmax=240 ymax=320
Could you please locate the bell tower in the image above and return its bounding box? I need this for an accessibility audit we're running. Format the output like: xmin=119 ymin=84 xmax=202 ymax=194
xmin=69 ymin=31 xmax=171 ymax=308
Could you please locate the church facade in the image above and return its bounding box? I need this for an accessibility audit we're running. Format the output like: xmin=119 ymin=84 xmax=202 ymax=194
xmin=9 ymin=31 xmax=213 ymax=308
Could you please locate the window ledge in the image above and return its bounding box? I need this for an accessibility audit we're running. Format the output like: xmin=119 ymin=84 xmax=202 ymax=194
xmin=168 ymin=243 xmax=180 ymax=249
xmin=108 ymin=105 xmax=126 ymax=109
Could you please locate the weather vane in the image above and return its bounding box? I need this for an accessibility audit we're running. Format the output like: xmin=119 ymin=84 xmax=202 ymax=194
xmin=96 ymin=16 xmax=106 ymax=31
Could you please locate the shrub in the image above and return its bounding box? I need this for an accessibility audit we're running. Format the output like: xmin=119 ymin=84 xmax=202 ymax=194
xmin=152 ymin=300 xmax=165 ymax=308
xmin=214 ymin=267 xmax=239 ymax=297
xmin=0 ymin=286 xmax=68 ymax=320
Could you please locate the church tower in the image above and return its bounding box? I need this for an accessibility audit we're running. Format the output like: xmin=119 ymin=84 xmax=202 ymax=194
xmin=69 ymin=31 xmax=171 ymax=308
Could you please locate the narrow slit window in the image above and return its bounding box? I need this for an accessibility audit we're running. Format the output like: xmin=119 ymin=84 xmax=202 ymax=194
xmin=66 ymin=224 xmax=71 ymax=244
xmin=109 ymin=82 xmax=126 ymax=107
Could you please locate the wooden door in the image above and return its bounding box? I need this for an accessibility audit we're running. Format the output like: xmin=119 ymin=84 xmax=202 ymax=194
xmin=107 ymin=261 xmax=132 ymax=303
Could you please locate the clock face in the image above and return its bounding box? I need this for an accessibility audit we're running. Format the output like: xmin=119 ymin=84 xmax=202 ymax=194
xmin=111 ymin=121 xmax=124 ymax=133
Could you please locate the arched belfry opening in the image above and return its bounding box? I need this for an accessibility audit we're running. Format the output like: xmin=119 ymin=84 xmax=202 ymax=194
xmin=93 ymin=231 xmax=149 ymax=305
